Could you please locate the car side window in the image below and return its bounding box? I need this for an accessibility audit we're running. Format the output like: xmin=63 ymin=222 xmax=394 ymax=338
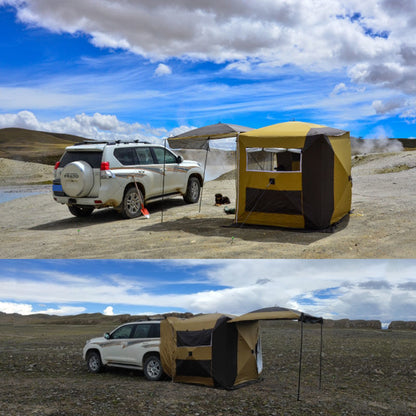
xmin=149 ymin=323 xmax=160 ymax=338
xmin=114 ymin=148 xmax=139 ymax=165
xmin=135 ymin=147 xmax=155 ymax=165
xmin=111 ymin=324 xmax=135 ymax=339
xmin=152 ymin=147 xmax=178 ymax=164
xmin=132 ymin=324 xmax=152 ymax=338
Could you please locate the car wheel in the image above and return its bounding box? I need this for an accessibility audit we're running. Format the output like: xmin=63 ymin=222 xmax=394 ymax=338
xmin=183 ymin=177 xmax=200 ymax=204
xmin=143 ymin=355 xmax=163 ymax=381
xmin=86 ymin=351 xmax=103 ymax=373
xmin=121 ymin=187 xmax=143 ymax=219
xmin=68 ymin=205 xmax=94 ymax=217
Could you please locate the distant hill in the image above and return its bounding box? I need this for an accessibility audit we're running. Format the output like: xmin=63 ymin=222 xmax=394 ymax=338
xmin=0 ymin=127 xmax=91 ymax=165
xmin=0 ymin=311 xmax=194 ymax=325
xmin=1 ymin=312 xmax=414 ymax=330
xmin=1 ymin=127 xmax=413 ymax=167
xmin=397 ymin=138 xmax=416 ymax=149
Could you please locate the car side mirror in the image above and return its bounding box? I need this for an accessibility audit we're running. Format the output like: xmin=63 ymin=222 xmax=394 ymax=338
xmin=176 ymin=155 xmax=184 ymax=164
xmin=104 ymin=332 xmax=110 ymax=339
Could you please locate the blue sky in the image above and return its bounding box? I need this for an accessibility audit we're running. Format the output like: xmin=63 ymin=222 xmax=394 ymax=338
xmin=1 ymin=259 xmax=415 ymax=323
xmin=0 ymin=1 xmax=415 ymax=143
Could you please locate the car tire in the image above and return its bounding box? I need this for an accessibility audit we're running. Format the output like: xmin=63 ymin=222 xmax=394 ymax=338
xmin=143 ymin=355 xmax=163 ymax=381
xmin=61 ymin=161 xmax=94 ymax=197
xmin=183 ymin=177 xmax=200 ymax=204
xmin=68 ymin=205 xmax=94 ymax=217
xmin=86 ymin=351 xmax=103 ymax=373
xmin=121 ymin=187 xmax=143 ymax=219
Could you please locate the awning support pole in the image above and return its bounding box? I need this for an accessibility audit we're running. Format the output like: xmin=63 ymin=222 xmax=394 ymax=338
xmin=161 ymin=139 xmax=167 ymax=223
xmin=234 ymin=134 xmax=240 ymax=223
xmin=297 ymin=316 xmax=304 ymax=401
xmin=198 ymin=142 xmax=209 ymax=213
xmin=319 ymin=321 xmax=323 ymax=390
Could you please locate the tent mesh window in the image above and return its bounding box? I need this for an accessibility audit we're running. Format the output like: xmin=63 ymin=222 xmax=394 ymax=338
xmin=245 ymin=188 xmax=302 ymax=215
xmin=176 ymin=359 xmax=212 ymax=377
xmin=246 ymin=148 xmax=301 ymax=172
xmin=176 ymin=329 xmax=212 ymax=347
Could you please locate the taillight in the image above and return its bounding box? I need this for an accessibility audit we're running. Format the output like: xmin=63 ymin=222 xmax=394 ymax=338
xmin=100 ymin=162 xmax=110 ymax=170
xmin=54 ymin=161 xmax=60 ymax=170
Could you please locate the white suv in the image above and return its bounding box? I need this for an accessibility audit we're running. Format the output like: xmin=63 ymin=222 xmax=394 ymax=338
xmin=52 ymin=141 xmax=204 ymax=218
xmin=83 ymin=321 xmax=163 ymax=380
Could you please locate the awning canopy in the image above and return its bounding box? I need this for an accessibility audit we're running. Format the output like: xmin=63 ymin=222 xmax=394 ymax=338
xmin=168 ymin=122 xmax=252 ymax=150
xmin=228 ymin=306 xmax=323 ymax=324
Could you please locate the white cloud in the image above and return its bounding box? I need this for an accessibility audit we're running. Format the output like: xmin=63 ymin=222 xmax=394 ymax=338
xmin=0 ymin=110 xmax=41 ymax=130
xmin=0 ymin=110 xmax=173 ymax=142
xmin=0 ymin=260 xmax=415 ymax=321
xmin=2 ymin=0 xmax=415 ymax=95
xmin=0 ymin=301 xmax=85 ymax=316
xmin=0 ymin=0 xmax=414 ymax=136
xmin=40 ymin=306 xmax=86 ymax=316
xmin=331 ymin=83 xmax=348 ymax=96
xmin=103 ymin=306 xmax=114 ymax=316
xmin=0 ymin=301 xmax=34 ymax=315
xmin=154 ymin=63 xmax=172 ymax=77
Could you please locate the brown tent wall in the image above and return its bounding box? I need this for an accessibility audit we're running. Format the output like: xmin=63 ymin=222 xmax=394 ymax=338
xmin=236 ymin=121 xmax=351 ymax=229
xmin=160 ymin=314 xmax=259 ymax=389
xmin=233 ymin=321 xmax=260 ymax=387
xmin=160 ymin=314 xmax=236 ymax=387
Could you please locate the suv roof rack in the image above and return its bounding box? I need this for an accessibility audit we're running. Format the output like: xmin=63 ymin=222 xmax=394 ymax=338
xmin=72 ymin=140 xmax=151 ymax=146
xmin=73 ymin=141 xmax=112 ymax=146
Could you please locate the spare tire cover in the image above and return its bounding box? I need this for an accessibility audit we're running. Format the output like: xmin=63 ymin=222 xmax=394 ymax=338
xmin=61 ymin=161 xmax=94 ymax=197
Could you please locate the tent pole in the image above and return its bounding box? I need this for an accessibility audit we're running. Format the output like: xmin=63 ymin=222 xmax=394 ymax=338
xmin=319 ymin=321 xmax=323 ymax=390
xmin=161 ymin=139 xmax=167 ymax=223
xmin=297 ymin=316 xmax=304 ymax=401
xmin=235 ymin=134 xmax=240 ymax=223
xmin=199 ymin=142 xmax=209 ymax=213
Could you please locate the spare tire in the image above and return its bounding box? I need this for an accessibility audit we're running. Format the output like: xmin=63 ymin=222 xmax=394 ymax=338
xmin=61 ymin=161 xmax=94 ymax=197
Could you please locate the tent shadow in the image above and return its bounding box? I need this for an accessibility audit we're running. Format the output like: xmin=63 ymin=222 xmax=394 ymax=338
xmin=137 ymin=214 xmax=349 ymax=245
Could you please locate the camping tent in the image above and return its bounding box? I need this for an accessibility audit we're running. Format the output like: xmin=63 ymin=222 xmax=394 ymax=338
xmin=236 ymin=121 xmax=352 ymax=229
xmin=160 ymin=307 xmax=322 ymax=390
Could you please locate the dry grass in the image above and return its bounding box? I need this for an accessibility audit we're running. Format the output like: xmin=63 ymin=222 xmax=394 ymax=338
xmin=0 ymin=127 xmax=88 ymax=165
xmin=375 ymin=164 xmax=413 ymax=174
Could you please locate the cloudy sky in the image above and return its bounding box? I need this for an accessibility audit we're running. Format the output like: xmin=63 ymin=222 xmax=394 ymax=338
xmin=1 ymin=259 xmax=415 ymax=324
xmin=0 ymin=0 xmax=415 ymax=142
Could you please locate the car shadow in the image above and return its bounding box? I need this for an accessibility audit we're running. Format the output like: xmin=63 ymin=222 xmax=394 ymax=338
xmin=29 ymin=208 xmax=123 ymax=231
xmin=29 ymin=199 xmax=190 ymax=231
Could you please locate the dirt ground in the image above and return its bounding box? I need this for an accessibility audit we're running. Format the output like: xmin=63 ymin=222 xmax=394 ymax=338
xmin=0 ymin=321 xmax=415 ymax=416
xmin=0 ymin=151 xmax=415 ymax=258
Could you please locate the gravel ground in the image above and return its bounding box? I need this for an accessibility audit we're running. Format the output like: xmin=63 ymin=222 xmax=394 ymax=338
xmin=1 ymin=321 xmax=415 ymax=416
xmin=0 ymin=151 xmax=415 ymax=258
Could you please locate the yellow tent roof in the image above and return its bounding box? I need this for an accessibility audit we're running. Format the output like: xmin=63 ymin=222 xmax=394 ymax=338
xmin=240 ymin=121 xmax=347 ymax=139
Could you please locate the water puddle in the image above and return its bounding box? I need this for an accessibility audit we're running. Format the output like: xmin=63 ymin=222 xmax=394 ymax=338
xmin=0 ymin=185 xmax=50 ymax=204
